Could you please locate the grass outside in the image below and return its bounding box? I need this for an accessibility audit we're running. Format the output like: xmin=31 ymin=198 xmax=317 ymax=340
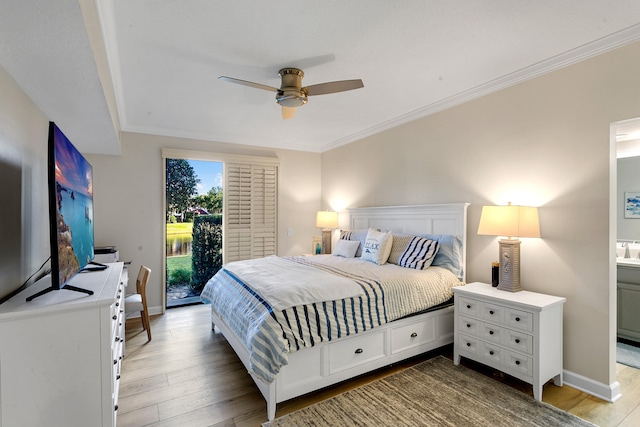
xmin=166 ymin=254 xmax=192 ymax=271
xmin=167 ymin=222 xmax=193 ymax=235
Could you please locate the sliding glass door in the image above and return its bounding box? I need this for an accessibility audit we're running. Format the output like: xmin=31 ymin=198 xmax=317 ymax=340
xmin=165 ymin=158 xmax=223 ymax=308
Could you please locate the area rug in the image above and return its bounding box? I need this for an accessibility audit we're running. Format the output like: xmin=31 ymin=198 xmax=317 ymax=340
xmin=264 ymin=355 xmax=595 ymax=427
xmin=617 ymin=341 xmax=640 ymax=369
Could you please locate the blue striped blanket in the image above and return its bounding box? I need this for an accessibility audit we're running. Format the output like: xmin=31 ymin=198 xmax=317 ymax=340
xmin=200 ymin=255 xmax=461 ymax=383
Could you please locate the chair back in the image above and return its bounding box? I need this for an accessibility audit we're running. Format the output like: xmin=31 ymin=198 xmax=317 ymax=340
xmin=136 ymin=266 xmax=151 ymax=298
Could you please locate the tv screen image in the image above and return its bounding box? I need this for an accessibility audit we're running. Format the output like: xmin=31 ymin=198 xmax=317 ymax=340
xmin=27 ymin=122 xmax=98 ymax=302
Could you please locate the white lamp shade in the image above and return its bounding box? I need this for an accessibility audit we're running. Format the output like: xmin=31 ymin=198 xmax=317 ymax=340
xmin=316 ymin=211 xmax=338 ymax=229
xmin=477 ymin=205 xmax=540 ymax=238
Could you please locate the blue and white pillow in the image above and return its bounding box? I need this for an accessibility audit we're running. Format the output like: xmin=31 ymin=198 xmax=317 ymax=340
xmin=398 ymin=236 xmax=439 ymax=270
xmin=361 ymin=229 xmax=393 ymax=265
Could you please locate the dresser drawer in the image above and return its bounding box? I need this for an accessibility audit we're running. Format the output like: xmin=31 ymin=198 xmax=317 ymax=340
xmin=458 ymin=297 xmax=481 ymax=317
xmin=458 ymin=333 xmax=481 ymax=355
xmin=480 ymin=301 xmax=505 ymax=324
xmin=329 ymin=330 xmax=385 ymax=374
xmin=390 ymin=316 xmax=435 ymax=354
xmin=503 ymin=350 xmax=533 ymax=377
xmin=502 ymin=328 xmax=533 ymax=355
xmin=505 ymin=308 xmax=533 ymax=332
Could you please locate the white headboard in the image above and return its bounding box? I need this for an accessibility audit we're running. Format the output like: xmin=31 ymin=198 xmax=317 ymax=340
xmin=348 ymin=203 xmax=470 ymax=281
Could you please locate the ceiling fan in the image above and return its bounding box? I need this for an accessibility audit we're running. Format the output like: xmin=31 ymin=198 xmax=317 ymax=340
xmin=218 ymin=68 xmax=364 ymax=119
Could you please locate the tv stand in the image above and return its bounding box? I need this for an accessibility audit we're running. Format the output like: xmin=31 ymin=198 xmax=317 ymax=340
xmin=0 ymin=263 xmax=128 ymax=426
xmin=26 ymin=282 xmax=94 ymax=302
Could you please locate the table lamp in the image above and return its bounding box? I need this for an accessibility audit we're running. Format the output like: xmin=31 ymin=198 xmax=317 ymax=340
xmin=477 ymin=203 xmax=540 ymax=292
xmin=316 ymin=211 xmax=338 ymax=254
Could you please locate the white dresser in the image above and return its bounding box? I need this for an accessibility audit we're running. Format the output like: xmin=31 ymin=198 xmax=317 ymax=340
xmin=0 ymin=262 xmax=127 ymax=427
xmin=452 ymin=282 xmax=565 ymax=400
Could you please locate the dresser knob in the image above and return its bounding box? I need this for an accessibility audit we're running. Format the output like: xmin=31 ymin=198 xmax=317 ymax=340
xmin=410 ymin=332 xmax=417 ymax=338
xmin=112 ymin=315 xmax=117 ymax=320
xmin=466 ymin=324 xmax=471 ymax=328
xmin=489 ymin=350 xmax=494 ymax=355
xmin=515 ymin=338 xmax=520 ymax=344
xmin=489 ymin=310 xmax=494 ymax=315
xmin=466 ymin=342 xmax=471 ymax=347
xmin=515 ymin=317 xmax=521 ymax=322
xmin=515 ymin=360 xmax=521 ymax=366
xmin=466 ymin=304 xmax=471 ymax=309
xmin=355 ymin=348 xmax=363 ymax=354
xmin=489 ymin=330 xmax=494 ymax=335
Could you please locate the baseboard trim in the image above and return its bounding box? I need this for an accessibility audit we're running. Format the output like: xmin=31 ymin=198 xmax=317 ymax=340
xmin=563 ymin=369 xmax=622 ymax=403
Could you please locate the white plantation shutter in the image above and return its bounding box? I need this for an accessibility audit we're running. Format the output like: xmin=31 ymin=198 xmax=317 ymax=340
xmin=225 ymin=163 xmax=278 ymax=262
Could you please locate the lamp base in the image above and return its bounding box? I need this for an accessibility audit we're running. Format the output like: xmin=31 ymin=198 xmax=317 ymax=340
xmin=321 ymin=229 xmax=332 ymax=254
xmin=497 ymin=239 xmax=522 ymax=292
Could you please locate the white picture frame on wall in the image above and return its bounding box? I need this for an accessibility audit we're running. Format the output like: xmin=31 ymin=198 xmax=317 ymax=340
xmin=624 ymin=191 xmax=640 ymax=218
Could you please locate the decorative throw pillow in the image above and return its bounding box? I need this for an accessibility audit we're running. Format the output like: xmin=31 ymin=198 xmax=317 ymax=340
xmin=420 ymin=234 xmax=464 ymax=278
xmin=398 ymin=236 xmax=439 ymax=270
xmin=332 ymin=239 xmax=360 ymax=258
xmin=361 ymin=229 xmax=393 ymax=265
xmin=339 ymin=229 xmax=369 ymax=257
xmin=387 ymin=233 xmax=414 ymax=265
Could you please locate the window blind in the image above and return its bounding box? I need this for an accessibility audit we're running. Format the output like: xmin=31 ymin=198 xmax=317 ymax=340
xmin=225 ymin=163 xmax=278 ymax=262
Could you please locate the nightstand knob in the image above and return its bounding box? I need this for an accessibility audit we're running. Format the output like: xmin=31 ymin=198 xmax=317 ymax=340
xmin=515 ymin=338 xmax=520 ymax=344
xmin=466 ymin=342 xmax=471 ymax=347
xmin=466 ymin=323 xmax=471 ymax=328
xmin=355 ymin=348 xmax=363 ymax=354
xmin=515 ymin=360 xmax=521 ymax=366
xmin=515 ymin=317 xmax=521 ymax=322
xmin=489 ymin=330 xmax=494 ymax=335
xmin=489 ymin=310 xmax=494 ymax=315
xmin=489 ymin=350 xmax=494 ymax=355
xmin=466 ymin=304 xmax=471 ymax=309
xmin=410 ymin=332 xmax=418 ymax=338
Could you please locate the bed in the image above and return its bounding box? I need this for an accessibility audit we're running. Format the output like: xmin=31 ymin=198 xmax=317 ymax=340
xmin=201 ymin=203 xmax=469 ymax=420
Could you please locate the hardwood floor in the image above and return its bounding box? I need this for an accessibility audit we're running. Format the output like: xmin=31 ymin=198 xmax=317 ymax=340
xmin=119 ymin=304 xmax=640 ymax=426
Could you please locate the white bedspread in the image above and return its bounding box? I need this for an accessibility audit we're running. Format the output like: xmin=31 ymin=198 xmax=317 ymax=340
xmin=224 ymin=255 xmax=364 ymax=311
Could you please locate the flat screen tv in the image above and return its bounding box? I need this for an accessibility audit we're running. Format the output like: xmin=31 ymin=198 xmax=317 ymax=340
xmin=27 ymin=122 xmax=102 ymax=301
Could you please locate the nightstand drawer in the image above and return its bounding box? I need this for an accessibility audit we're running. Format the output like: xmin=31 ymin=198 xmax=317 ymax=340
xmin=505 ymin=308 xmax=533 ymax=332
xmin=458 ymin=297 xmax=481 ymax=317
xmin=504 ymin=350 xmax=533 ymax=377
xmin=458 ymin=333 xmax=481 ymax=354
xmin=480 ymin=301 xmax=505 ymax=324
xmin=502 ymin=328 xmax=533 ymax=355
xmin=458 ymin=316 xmax=479 ymax=335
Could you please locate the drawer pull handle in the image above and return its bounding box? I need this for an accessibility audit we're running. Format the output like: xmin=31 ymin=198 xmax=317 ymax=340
xmin=114 ymin=404 xmax=118 ymax=412
xmin=466 ymin=342 xmax=471 ymax=347
xmin=515 ymin=338 xmax=520 ymax=344
xmin=355 ymin=348 xmax=363 ymax=354
xmin=515 ymin=317 xmax=521 ymax=322
xmin=515 ymin=360 xmax=521 ymax=366
xmin=466 ymin=304 xmax=471 ymax=309
xmin=466 ymin=324 xmax=471 ymax=328
xmin=489 ymin=330 xmax=494 ymax=335
xmin=112 ymin=315 xmax=117 ymax=320
xmin=410 ymin=332 xmax=418 ymax=338
xmin=489 ymin=350 xmax=494 ymax=355
xmin=489 ymin=310 xmax=494 ymax=315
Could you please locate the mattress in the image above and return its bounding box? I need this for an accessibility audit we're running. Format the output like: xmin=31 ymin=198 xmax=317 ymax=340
xmin=200 ymin=254 xmax=462 ymax=383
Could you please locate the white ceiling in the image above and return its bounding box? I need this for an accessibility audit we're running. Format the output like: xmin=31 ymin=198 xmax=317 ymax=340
xmin=2 ymin=1 xmax=640 ymax=155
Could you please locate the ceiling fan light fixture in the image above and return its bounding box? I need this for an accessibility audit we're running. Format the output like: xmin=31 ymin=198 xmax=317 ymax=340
xmin=276 ymin=91 xmax=308 ymax=108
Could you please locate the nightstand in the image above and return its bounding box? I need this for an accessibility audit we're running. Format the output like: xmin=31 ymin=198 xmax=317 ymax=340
xmin=452 ymin=282 xmax=566 ymax=401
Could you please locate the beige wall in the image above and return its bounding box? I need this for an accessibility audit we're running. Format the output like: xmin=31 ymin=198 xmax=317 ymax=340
xmin=322 ymin=42 xmax=640 ymax=388
xmin=85 ymin=132 xmax=322 ymax=312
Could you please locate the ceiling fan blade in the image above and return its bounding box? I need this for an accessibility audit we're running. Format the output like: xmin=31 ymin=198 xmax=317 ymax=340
xmin=282 ymin=106 xmax=296 ymax=120
xmin=218 ymin=76 xmax=278 ymax=92
xmin=305 ymin=79 xmax=364 ymax=96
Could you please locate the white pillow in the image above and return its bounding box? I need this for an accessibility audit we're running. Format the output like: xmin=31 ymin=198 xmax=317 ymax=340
xmin=361 ymin=229 xmax=393 ymax=265
xmin=332 ymin=239 xmax=360 ymax=258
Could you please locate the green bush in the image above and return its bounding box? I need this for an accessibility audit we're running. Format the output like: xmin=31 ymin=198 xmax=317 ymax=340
xmin=191 ymin=215 xmax=223 ymax=291
xmin=170 ymin=268 xmax=192 ymax=285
